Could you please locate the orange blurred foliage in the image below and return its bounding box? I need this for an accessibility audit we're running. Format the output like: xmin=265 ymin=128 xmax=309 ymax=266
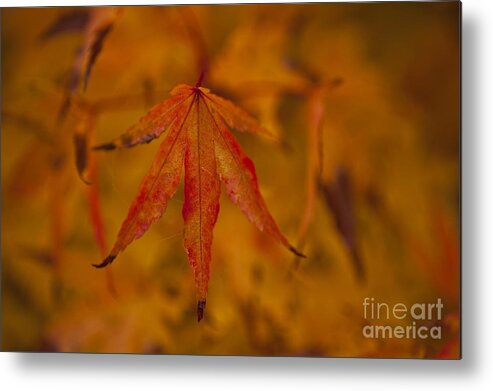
xmin=1 ymin=3 xmax=460 ymax=358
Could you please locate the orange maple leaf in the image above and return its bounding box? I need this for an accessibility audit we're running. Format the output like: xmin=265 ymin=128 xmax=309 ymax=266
xmin=93 ymin=83 xmax=304 ymax=321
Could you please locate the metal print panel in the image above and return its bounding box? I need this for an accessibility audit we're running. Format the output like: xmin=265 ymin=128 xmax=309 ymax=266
xmin=1 ymin=1 xmax=461 ymax=358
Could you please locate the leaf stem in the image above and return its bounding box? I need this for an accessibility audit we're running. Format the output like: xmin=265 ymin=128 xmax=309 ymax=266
xmin=195 ymin=70 xmax=205 ymax=88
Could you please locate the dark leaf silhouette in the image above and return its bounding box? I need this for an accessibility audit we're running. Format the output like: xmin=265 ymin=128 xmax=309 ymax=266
xmin=41 ymin=8 xmax=121 ymax=120
xmin=319 ymin=167 xmax=364 ymax=281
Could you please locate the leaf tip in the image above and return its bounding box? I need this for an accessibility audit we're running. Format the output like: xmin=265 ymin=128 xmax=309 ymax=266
xmin=197 ymin=299 xmax=206 ymax=322
xmin=93 ymin=142 xmax=116 ymax=151
xmin=289 ymin=245 xmax=306 ymax=259
xmin=92 ymin=254 xmax=116 ymax=268
xmin=78 ymin=173 xmax=92 ymax=185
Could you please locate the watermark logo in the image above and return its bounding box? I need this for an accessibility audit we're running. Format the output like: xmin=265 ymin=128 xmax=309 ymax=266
xmin=362 ymin=297 xmax=443 ymax=340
